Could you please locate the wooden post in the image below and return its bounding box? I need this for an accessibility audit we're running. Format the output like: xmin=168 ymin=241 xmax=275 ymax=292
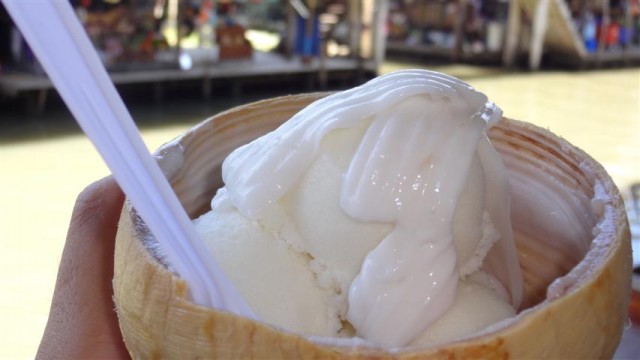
xmin=596 ymin=0 xmax=610 ymax=66
xmin=371 ymin=0 xmax=389 ymax=74
xmin=503 ymin=0 xmax=522 ymax=67
xmin=453 ymin=0 xmax=469 ymax=62
xmin=286 ymin=1 xmax=296 ymax=59
xmin=348 ymin=0 xmax=362 ymax=59
xmin=623 ymin=0 xmax=632 ymax=64
xmin=530 ymin=0 xmax=551 ymax=70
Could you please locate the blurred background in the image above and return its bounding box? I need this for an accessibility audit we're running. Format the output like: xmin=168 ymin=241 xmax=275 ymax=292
xmin=0 ymin=0 xmax=638 ymax=358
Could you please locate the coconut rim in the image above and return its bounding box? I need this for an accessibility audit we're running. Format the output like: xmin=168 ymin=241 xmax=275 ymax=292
xmin=120 ymin=93 xmax=632 ymax=354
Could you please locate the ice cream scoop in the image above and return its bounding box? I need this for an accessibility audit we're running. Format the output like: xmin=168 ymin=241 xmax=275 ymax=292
xmin=194 ymin=70 xmax=524 ymax=347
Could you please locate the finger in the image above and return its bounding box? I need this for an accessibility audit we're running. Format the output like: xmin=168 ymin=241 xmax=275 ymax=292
xmin=37 ymin=176 xmax=129 ymax=359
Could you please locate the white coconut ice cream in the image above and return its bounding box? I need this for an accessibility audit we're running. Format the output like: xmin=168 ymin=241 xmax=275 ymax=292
xmin=193 ymin=70 xmax=524 ymax=348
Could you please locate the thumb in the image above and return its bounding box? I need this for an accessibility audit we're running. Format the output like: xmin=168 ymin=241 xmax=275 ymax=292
xmin=37 ymin=176 xmax=129 ymax=359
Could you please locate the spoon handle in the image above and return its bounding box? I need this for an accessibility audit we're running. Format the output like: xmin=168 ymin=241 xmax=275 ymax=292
xmin=3 ymin=0 xmax=254 ymax=317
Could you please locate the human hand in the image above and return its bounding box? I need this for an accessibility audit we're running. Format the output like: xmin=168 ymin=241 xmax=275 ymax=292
xmin=36 ymin=176 xmax=129 ymax=359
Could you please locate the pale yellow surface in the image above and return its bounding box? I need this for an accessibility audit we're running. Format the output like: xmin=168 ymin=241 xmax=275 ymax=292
xmin=471 ymin=69 xmax=640 ymax=192
xmin=0 ymin=66 xmax=638 ymax=359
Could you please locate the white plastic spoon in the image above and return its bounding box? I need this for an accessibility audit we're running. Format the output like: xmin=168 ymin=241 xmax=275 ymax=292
xmin=3 ymin=0 xmax=255 ymax=318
